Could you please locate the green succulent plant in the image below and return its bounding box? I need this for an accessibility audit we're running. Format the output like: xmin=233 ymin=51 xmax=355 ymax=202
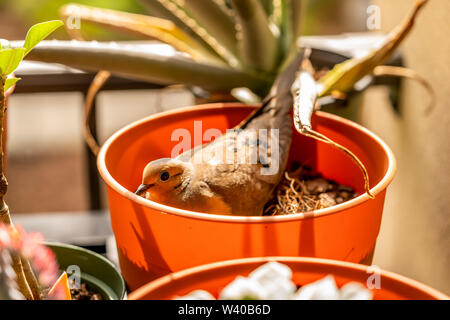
xmin=21 ymin=0 xmax=428 ymax=100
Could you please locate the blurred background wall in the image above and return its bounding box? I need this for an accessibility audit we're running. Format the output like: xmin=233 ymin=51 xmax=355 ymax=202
xmin=360 ymin=0 xmax=450 ymax=294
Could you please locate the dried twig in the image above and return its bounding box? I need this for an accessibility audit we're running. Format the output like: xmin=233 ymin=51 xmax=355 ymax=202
xmin=291 ymin=53 xmax=374 ymax=198
xmin=373 ymin=65 xmax=435 ymax=115
xmin=264 ymin=166 xmax=356 ymax=216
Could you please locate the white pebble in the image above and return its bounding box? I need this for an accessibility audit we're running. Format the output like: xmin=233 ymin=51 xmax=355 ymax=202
xmin=219 ymin=276 xmax=266 ymax=300
xmin=339 ymin=282 xmax=373 ymax=300
xmin=293 ymin=275 xmax=340 ymax=300
xmin=249 ymin=262 xmax=297 ymax=299
xmin=174 ymin=290 xmax=216 ymax=300
xmin=173 ymin=263 xmax=374 ymax=301
xmin=250 ymin=262 xmax=293 ymax=283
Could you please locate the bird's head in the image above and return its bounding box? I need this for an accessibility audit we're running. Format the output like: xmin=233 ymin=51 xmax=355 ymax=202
xmin=135 ymin=158 xmax=192 ymax=202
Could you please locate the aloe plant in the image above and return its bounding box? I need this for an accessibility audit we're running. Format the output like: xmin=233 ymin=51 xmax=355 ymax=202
xmin=19 ymin=0 xmax=302 ymax=96
xmin=22 ymin=0 xmax=427 ymax=99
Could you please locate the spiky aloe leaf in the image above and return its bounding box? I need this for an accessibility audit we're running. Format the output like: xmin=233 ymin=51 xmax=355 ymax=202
xmin=260 ymin=0 xmax=274 ymax=16
xmin=289 ymin=0 xmax=305 ymax=56
xmin=290 ymin=0 xmax=305 ymax=47
xmin=278 ymin=0 xmax=305 ymax=71
xmin=171 ymin=0 xmax=239 ymax=57
xmin=213 ymin=0 xmax=234 ymax=15
xmin=140 ymin=0 xmax=212 ymax=43
xmin=25 ymin=41 xmax=269 ymax=93
xmin=270 ymin=0 xmax=283 ymax=26
xmin=318 ymin=0 xmax=428 ymax=97
xmin=140 ymin=0 xmax=241 ymax=69
xmin=279 ymin=0 xmax=293 ymax=55
xmin=230 ymin=0 xmax=280 ymax=72
xmin=138 ymin=0 xmax=176 ymax=19
xmin=59 ymin=4 xmax=223 ymax=64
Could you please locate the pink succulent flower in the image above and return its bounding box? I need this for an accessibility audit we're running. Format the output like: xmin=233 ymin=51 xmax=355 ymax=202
xmin=0 ymin=223 xmax=61 ymax=299
xmin=0 ymin=225 xmax=11 ymax=248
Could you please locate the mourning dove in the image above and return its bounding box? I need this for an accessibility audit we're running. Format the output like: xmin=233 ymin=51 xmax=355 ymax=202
xmin=136 ymin=50 xmax=306 ymax=216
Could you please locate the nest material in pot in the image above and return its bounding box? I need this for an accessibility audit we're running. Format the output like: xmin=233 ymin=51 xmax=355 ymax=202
xmin=263 ymin=163 xmax=356 ymax=216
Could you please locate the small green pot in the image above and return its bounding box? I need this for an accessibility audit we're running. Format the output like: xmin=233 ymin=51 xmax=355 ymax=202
xmin=46 ymin=242 xmax=126 ymax=300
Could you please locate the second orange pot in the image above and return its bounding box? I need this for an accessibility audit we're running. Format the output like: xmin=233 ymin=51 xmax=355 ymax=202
xmin=98 ymin=103 xmax=396 ymax=290
xmin=128 ymin=257 xmax=449 ymax=300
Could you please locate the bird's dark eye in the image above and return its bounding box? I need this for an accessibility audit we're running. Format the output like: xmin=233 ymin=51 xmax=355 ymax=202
xmin=160 ymin=170 xmax=170 ymax=182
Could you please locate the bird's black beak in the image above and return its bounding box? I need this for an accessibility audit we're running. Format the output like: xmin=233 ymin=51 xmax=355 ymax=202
xmin=135 ymin=184 xmax=151 ymax=196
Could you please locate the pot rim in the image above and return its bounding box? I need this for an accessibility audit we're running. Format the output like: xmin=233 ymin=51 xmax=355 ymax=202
xmin=45 ymin=241 xmax=126 ymax=299
xmin=98 ymin=103 xmax=397 ymax=224
xmin=128 ymin=256 xmax=449 ymax=300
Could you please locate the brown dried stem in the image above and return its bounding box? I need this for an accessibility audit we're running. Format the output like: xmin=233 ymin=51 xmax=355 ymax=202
xmin=373 ymin=65 xmax=435 ymax=115
xmin=0 ymin=77 xmax=40 ymax=299
xmin=292 ymin=55 xmax=374 ymax=198
xmin=84 ymin=71 xmax=111 ymax=156
xmin=60 ymin=16 xmax=109 ymax=157
xmin=301 ymin=127 xmax=374 ymax=198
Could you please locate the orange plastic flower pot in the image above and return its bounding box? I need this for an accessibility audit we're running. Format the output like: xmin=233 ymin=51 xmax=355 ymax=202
xmin=98 ymin=103 xmax=396 ymax=290
xmin=128 ymin=257 xmax=449 ymax=300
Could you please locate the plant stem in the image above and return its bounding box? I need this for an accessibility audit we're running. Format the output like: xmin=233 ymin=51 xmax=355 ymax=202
xmin=0 ymin=208 xmax=33 ymax=300
xmin=20 ymin=256 xmax=42 ymax=300
xmin=0 ymin=77 xmax=41 ymax=300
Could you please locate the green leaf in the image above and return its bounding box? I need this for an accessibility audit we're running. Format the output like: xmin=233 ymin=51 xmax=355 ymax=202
xmin=260 ymin=0 xmax=274 ymax=16
xmin=25 ymin=41 xmax=270 ymax=93
xmin=279 ymin=0 xmax=293 ymax=56
xmin=4 ymin=77 xmax=21 ymax=92
xmin=23 ymin=20 xmax=64 ymax=57
xmin=290 ymin=0 xmax=305 ymax=46
xmin=230 ymin=0 xmax=280 ymax=72
xmin=278 ymin=0 xmax=306 ymax=73
xmin=59 ymin=4 xmax=223 ymax=65
xmin=0 ymin=48 xmax=25 ymax=76
xmin=140 ymin=0 xmax=238 ymax=67
xmin=174 ymin=0 xmax=238 ymax=57
xmin=318 ymin=0 xmax=428 ymax=97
